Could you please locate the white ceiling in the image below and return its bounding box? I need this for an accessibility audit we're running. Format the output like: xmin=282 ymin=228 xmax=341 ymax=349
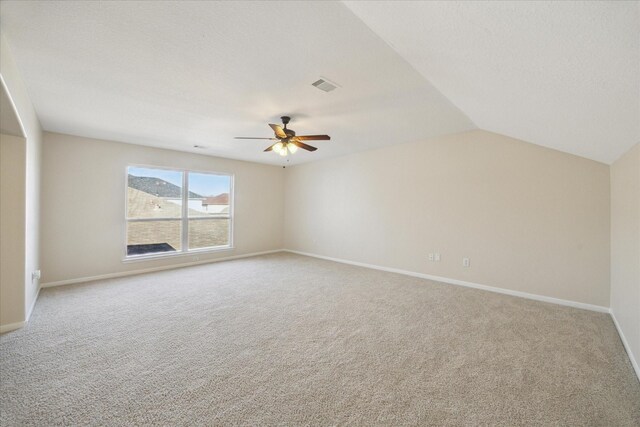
xmin=0 ymin=1 xmax=637 ymax=165
xmin=345 ymin=1 xmax=640 ymax=164
xmin=0 ymin=0 xmax=473 ymax=166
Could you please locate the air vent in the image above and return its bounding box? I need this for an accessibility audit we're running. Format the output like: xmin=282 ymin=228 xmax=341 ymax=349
xmin=312 ymin=78 xmax=338 ymax=92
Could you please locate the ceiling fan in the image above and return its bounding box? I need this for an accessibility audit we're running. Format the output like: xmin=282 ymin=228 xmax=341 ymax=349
xmin=235 ymin=116 xmax=330 ymax=156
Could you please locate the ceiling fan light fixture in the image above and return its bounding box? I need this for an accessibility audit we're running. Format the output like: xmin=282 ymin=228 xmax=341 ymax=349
xmin=235 ymin=116 xmax=329 ymax=155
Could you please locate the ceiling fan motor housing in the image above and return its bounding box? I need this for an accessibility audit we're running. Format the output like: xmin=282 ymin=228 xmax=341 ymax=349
xmin=280 ymin=116 xmax=295 ymax=137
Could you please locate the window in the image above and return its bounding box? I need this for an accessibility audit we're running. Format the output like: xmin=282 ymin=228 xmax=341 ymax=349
xmin=126 ymin=166 xmax=232 ymax=258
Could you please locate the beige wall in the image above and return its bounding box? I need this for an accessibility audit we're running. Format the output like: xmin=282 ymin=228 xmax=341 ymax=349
xmin=284 ymin=130 xmax=610 ymax=307
xmin=610 ymin=143 xmax=640 ymax=375
xmin=0 ymin=134 xmax=26 ymax=326
xmin=40 ymin=132 xmax=284 ymax=284
xmin=1 ymin=33 xmax=43 ymax=326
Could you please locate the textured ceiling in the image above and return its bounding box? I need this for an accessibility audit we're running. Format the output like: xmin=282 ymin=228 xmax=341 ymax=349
xmin=0 ymin=1 xmax=637 ymax=165
xmin=0 ymin=1 xmax=473 ymax=166
xmin=345 ymin=1 xmax=640 ymax=164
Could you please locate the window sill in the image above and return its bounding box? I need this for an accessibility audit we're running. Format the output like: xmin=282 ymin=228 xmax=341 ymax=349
xmin=122 ymin=245 xmax=235 ymax=263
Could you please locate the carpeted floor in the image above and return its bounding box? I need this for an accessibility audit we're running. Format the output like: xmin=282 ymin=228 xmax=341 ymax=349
xmin=1 ymin=252 xmax=639 ymax=426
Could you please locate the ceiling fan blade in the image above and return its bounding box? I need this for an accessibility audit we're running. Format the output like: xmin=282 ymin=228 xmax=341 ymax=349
xmin=264 ymin=143 xmax=279 ymax=152
xmin=295 ymin=135 xmax=331 ymax=141
xmin=234 ymin=137 xmax=277 ymax=140
xmin=269 ymin=124 xmax=287 ymax=139
xmin=291 ymin=139 xmax=317 ymax=151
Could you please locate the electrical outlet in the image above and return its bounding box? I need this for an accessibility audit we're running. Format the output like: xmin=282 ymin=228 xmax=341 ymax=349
xmin=463 ymin=258 xmax=470 ymax=267
xmin=32 ymin=270 xmax=41 ymax=281
xmin=435 ymin=253 xmax=441 ymax=262
xmin=428 ymin=253 xmax=434 ymax=261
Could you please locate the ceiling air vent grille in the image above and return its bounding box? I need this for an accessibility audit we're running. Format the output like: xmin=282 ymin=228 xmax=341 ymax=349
xmin=312 ymin=78 xmax=338 ymax=92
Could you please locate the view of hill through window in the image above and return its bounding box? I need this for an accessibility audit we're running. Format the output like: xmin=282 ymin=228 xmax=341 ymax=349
xmin=126 ymin=167 xmax=231 ymax=257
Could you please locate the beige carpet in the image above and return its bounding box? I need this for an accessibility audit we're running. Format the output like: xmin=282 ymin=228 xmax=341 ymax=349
xmin=1 ymin=252 xmax=639 ymax=426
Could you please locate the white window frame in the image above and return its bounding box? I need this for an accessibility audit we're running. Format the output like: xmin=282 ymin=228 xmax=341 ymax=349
xmin=124 ymin=164 xmax=234 ymax=261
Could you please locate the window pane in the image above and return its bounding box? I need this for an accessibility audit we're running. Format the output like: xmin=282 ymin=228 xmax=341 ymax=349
xmin=127 ymin=220 xmax=181 ymax=256
xmin=127 ymin=167 xmax=183 ymax=219
xmin=187 ymin=172 xmax=231 ymax=218
xmin=189 ymin=219 xmax=230 ymax=250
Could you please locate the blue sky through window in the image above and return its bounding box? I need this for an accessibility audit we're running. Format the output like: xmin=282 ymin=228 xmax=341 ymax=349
xmin=129 ymin=167 xmax=230 ymax=197
xmin=189 ymin=172 xmax=230 ymax=197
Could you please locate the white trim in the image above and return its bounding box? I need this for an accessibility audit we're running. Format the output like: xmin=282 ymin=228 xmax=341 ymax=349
xmin=0 ymin=285 xmax=41 ymax=334
xmin=0 ymin=79 xmax=27 ymax=334
xmin=123 ymin=243 xmax=234 ymax=263
xmin=35 ymin=248 xmax=639 ymax=384
xmin=124 ymin=165 xmax=235 ymax=260
xmin=0 ymin=74 xmax=27 ymax=138
xmin=283 ymin=249 xmax=610 ymax=313
xmin=0 ymin=321 xmax=25 ymax=334
xmin=181 ymin=169 xmax=189 ymax=251
xmin=610 ymin=310 xmax=640 ymax=382
xmin=41 ymin=249 xmax=283 ymax=288
xmin=25 ymin=284 xmax=41 ymax=322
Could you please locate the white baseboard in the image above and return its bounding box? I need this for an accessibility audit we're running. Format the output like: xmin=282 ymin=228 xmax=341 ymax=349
xmin=283 ymin=249 xmax=610 ymax=313
xmin=41 ymin=249 xmax=283 ymax=288
xmin=13 ymin=248 xmax=640 ymax=384
xmin=0 ymin=321 xmax=25 ymax=334
xmin=610 ymin=310 xmax=640 ymax=382
xmin=26 ymin=284 xmax=41 ymax=322
xmin=0 ymin=284 xmax=41 ymax=334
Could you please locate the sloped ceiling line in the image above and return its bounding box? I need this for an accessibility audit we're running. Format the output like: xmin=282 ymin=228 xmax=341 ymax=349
xmin=344 ymin=1 xmax=640 ymax=164
xmin=0 ymin=1 xmax=637 ymax=165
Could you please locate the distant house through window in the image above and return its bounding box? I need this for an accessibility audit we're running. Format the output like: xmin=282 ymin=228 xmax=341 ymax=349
xmin=126 ymin=166 xmax=232 ymax=258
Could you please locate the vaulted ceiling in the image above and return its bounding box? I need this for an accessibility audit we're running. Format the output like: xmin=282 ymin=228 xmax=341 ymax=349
xmin=0 ymin=1 xmax=637 ymax=165
xmin=345 ymin=1 xmax=640 ymax=164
